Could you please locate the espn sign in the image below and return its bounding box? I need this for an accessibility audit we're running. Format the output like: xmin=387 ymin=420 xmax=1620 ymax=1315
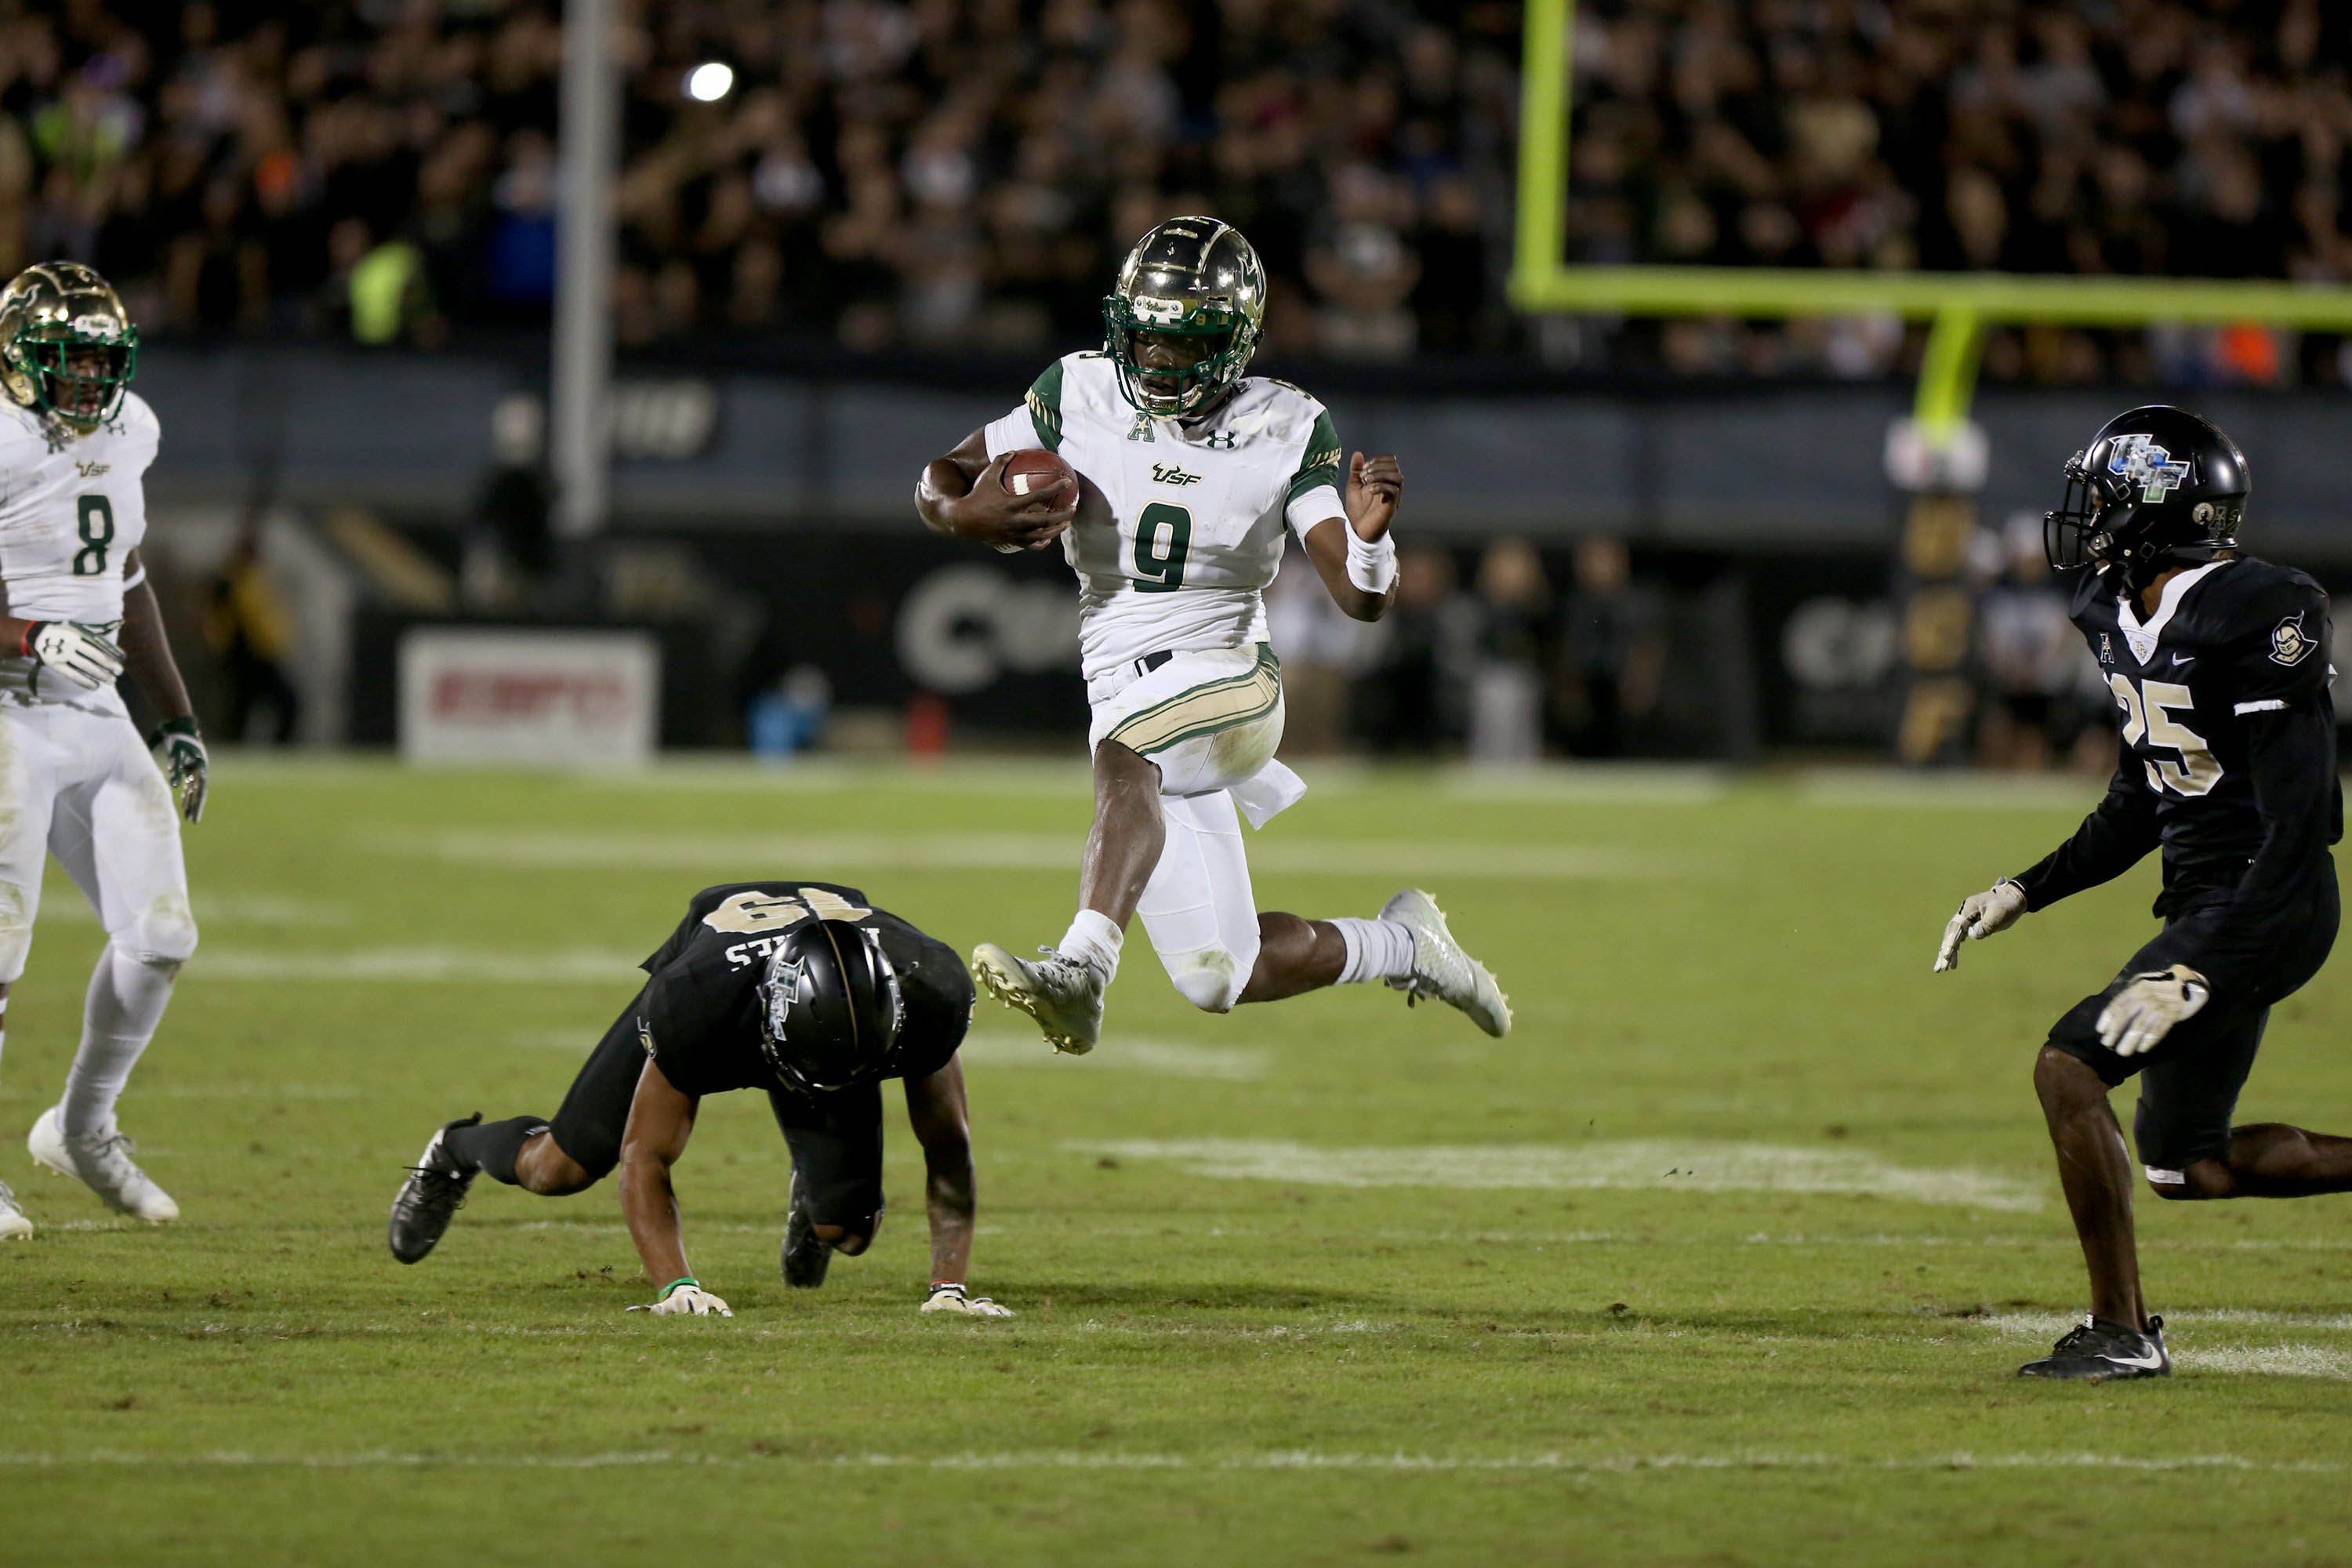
xmin=398 ymin=628 xmax=660 ymax=766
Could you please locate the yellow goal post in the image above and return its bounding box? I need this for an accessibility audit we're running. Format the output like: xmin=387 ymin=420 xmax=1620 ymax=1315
xmin=1509 ymin=0 xmax=2352 ymax=437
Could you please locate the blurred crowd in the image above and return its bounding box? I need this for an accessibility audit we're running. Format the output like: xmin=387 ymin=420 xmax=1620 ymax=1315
xmin=1270 ymin=534 xmax=1669 ymax=760
xmin=1966 ymin=511 xmax=2113 ymax=771
xmin=0 ymin=0 xmax=1521 ymax=358
xmin=8 ymin=1 xmax=2350 ymax=384
xmin=1568 ymin=0 xmax=2352 ymax=383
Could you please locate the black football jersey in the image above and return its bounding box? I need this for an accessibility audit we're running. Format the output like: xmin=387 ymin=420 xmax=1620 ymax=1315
xmin=2067 ymin=555 xmax=2341 ymax=895
xmin=633 ymin=881 xmax=974 ymax=1098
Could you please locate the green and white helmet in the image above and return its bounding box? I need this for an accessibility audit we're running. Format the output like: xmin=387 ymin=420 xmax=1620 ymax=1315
xmin=0 ymin=261 xmax=139 ymax=430
xmin=1101 ymin=217 xmax=1266 ymax=418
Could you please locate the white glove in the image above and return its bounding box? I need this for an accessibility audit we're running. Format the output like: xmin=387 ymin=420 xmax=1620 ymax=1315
xmin=2097 ymin=965 xmax=2209 ymax=1058
xmin=920 ymin=1282 xmax=1013 ymax=1318
xmin=23 ymin=621 xmax=125 ymax=692
xmin=629 ymin=1279 xmax=732 ymax=1316
xmin=1933 ymin=879 xmax=2029 ymax=972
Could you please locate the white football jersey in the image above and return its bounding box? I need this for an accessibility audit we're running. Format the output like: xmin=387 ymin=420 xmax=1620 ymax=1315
xmin=0 ymin=391 xmax=156 ymax=626
xmin=985 ymin=353 xmax=1347 ymax=681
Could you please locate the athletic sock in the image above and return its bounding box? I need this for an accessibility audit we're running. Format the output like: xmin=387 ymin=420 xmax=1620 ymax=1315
xmin=1058 ymin=909 xmax=1123 ymax=981
xmin=59 ymin=942 xmax=177 ymax=1139
xmin=443 ymin=1116 xmax=548 ymax=1185
xmin=1330 ymin=917 xmax=1417 ymax=985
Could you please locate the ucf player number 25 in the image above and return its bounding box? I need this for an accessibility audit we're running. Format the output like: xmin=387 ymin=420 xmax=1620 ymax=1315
xmin=2109 ymin=673 xmax=2221 ymax=796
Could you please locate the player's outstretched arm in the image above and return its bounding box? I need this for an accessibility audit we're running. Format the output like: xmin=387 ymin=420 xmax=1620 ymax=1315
xmin=1301 ymin=452 xmax=1403 ymax=622
xmin=906 ymin=1056 xmax=1011 ymax=1317
xmin=916 ymin=426 xmax=1075 ymax=551
xmin=118 ymin=550 xmax=207 ymax=822
xmin=616 ymin=1058 xmax=729 ymax=1316
xmin=1932 ymin=879 xmax=2027 ymax=973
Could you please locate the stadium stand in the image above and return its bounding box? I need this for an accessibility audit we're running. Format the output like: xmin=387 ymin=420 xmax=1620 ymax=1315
xmin=8 ymin=2 xmax=2349 ymax=382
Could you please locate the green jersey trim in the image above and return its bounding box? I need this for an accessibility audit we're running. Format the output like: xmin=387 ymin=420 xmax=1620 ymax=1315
xmin=1025 ymin=360 xmax=1066 ymax=452
xmin=1285 ymin=410 xmax=1341 ymax=505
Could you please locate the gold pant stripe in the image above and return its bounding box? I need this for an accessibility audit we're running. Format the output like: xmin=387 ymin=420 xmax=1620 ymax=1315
xmin=1106 ymin=659 xmax=1282 ymax=757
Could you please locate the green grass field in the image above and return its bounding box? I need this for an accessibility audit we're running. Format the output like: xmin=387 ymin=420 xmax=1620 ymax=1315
xmin=3 ymin=756 xmax=2348 ymax=1566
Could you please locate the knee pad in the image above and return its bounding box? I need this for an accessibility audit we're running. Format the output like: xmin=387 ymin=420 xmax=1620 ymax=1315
xmin=122 ymin=893 xmax=198 ymax=967
xmin=1167 ymin=947 xmax=1248 ymax=1014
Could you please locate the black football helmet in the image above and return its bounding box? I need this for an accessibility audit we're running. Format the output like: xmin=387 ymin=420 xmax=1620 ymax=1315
xmin=1101 ymin=216 xmax=1266 ymax=418
xmin=2044 ymin=405 xmax=2247 ymax=579
xmin=757 ymin=919 xmax=903 ymax=1095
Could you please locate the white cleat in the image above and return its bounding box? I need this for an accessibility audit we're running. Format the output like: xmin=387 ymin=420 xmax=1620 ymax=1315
xmin=0 ymin=1181 xmax=31 ymax=1240
xmin=27 ymin=1107 xmax=180 ymax=1223
xmin=971 ymin=942 xmax=1105 ymax=1056
xmin=1381 ymin=887 xmax=1512 ymax=1038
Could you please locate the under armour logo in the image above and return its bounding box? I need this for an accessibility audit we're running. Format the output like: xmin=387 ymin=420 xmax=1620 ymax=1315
xmin=2107 ymin=434 xmax=2191 ymax=504
xmin=1201 ymin=431 xmax=1236 ymax=450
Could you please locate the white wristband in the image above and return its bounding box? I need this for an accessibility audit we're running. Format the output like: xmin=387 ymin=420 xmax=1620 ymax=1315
xmin=123 ymin=566 xmax=147 ymax=591
xmin=1345 ymin=528 xmax=1397 ymax=593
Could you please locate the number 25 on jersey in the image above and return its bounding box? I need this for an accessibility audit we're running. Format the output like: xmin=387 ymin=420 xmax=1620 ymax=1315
xmin=2110 ymin=674 xmax=2222 ymax=796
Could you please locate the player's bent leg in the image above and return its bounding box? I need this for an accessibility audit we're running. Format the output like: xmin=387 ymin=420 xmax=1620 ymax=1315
xmin=41 ymin=735 xmax=198 ymax=1216
xmin=973 ymin=743 xmax=1153 ymax=1053
xmin=774 ymin=1083 xmax=884 ymax=1286
xmin=390 ymin=1002 xmax=645 ymax=1261
xmin=2156 ymin=1123 xmax=2352 ymax=1200
xmin=1236 ymin=913 xmax=1345 ymax=1004
xmin=1140 ymin=790 xmax=1258 ymax=1013
xmin=1077 ymin=741 xmax=1167 ymax=930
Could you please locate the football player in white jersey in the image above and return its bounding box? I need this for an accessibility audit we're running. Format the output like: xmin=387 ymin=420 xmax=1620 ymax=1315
xmin=915 ymin=218 xmax=1508 ymax=1054
xmin=0 ymin=263 xmax=207 ymax=1240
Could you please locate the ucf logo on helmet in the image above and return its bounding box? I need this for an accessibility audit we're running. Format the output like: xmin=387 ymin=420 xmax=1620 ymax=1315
xmin=2107 ymin=434 xmax=2192 ymax=503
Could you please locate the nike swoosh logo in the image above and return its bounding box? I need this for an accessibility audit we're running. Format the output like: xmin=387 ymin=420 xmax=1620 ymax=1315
xmin=2173 ymin=655 xmax=2195 ymax=667
xmin=2101 ymin=1348 xmax=2166 ymax=1370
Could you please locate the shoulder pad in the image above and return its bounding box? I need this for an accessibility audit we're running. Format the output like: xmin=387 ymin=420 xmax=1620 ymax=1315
xmin=2203 ymin=557 xmax=2327 ymax=643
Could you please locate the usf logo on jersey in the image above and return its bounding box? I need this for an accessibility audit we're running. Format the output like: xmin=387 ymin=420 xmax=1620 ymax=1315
xmin=1151 ymin=463 xmax=1202 ymax=488
xmin=74 ymin=459 xmax=109 ymax=477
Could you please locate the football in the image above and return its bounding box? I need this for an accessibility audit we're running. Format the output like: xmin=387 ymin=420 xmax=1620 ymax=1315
xmin=1000 ymin=446 xmax=1076 ymax=502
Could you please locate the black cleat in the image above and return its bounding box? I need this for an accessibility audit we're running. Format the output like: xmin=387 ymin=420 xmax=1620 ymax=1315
xmin=781 ymin=1168 xmax=829 ymax=1288
xmin=389 ymin=1115 xmax=482 ymax=1264
xmin=2018 ymin=1313 xmax=2171 ymax=1381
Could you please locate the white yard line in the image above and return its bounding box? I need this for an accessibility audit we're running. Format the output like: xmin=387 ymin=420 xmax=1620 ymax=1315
xmin=0 ymin=1447 xmax=2333 ymax=1474
xmin=1970 ymin=1312 xmax=2352 ymax=1378
xmin=1069 ymin=1138 xmax=2046 ymax=1213
xmin=198 ymin=949 xmax=645 ymax=983
xmin=365 ymin=828 xmax=1685 ymax=881
xmin=37 ymin=893 xmax=351 ymax=927
xmin=959 ymin=1032 xmax=1269 ymax=1080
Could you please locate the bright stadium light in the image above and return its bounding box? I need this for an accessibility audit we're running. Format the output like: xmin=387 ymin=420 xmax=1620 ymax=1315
xmin=684 ymin=62 xmax=735 ymax=103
